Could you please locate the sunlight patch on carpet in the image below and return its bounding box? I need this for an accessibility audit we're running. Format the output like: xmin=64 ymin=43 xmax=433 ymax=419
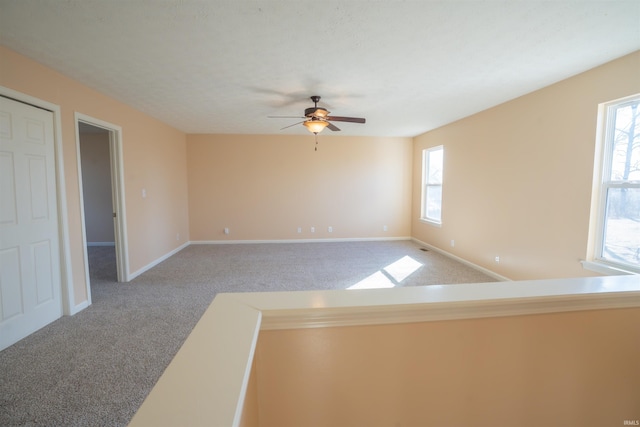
xmin=348 ymin=255 xmax=423 ymax=290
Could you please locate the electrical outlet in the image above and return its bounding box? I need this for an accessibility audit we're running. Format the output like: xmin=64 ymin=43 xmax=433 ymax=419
xmin=450 ymin=239 xmax=455 ymax=247
xmin=176 ymin=233 xmax=180 ymax=241
xmin=495 ymin=256 xmax=500 ymax=263
xmin=328 ymin=226 xmax=333 ymax=233
xmin=297 ymin=227 xmax=302 ymax=233
xmin=383 ymin=225 xmax=388 ymax=232
xmin=311 ymin=226 xmax=315 ymax=233
xmin=224 ymin=227 xmax=230 ymax=235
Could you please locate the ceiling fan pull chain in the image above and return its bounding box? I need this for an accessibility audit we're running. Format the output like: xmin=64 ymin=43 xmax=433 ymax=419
xmin=315 ymin=134 xmax=318 ymax=151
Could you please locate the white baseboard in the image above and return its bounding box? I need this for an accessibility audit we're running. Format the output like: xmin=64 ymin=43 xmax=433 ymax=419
xmin=411 ymin=238 xmax=511 ymax=282
xmin=118 ymin=237 xmax=508 ymax=285
xmin=128 ymin=242 xmax=190 ymax=280
xmin=87 ymin=242 xmax=115 ymax=247
xmin=127 ymin=238 xmax=411 ymax=282
xmin=69 ymin=299 xmax=91 ymax=315
xmin=191 ymin=236 xmax=412 ymax=245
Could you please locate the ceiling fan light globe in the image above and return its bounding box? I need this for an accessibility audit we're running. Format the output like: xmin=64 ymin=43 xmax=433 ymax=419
xmin=303 ymin=120 xmax=329 ymax=134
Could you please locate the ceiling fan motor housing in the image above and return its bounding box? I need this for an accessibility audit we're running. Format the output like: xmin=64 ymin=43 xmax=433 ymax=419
xmin=305 ymin=107 xmax=329 ymax=118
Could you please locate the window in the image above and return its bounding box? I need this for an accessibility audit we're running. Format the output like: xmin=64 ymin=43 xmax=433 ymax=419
xmin=421 ymin=145 xmax=443 ymax=224
xmin=589 ymin=94 xmax=640 ymax=273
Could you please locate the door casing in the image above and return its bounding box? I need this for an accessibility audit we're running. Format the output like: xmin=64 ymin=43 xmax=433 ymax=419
xmin=75 ymin=113 xmax=129 ymax=291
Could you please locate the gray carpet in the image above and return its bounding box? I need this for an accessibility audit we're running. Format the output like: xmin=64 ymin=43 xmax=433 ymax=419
xmin=0 ymin=240 xmax=495 ymax=426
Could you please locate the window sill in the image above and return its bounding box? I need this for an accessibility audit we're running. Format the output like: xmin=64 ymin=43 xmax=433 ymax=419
xmin=581 ymin=260 xmax=638 ymax=276
xmin=419 ymin=218 xmax=442 ymax=228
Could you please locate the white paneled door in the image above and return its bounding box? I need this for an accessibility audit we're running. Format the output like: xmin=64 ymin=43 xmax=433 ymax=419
xmin=0 ymin=96 xmax=62 ymax=351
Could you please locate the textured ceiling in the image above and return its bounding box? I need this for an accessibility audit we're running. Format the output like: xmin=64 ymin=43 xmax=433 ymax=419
xmin=1 ymin=1 xmax=639 ymax=137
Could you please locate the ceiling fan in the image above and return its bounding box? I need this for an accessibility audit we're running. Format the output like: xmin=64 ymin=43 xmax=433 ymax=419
xmin=269 ymin=96 xmax=366 ymax=134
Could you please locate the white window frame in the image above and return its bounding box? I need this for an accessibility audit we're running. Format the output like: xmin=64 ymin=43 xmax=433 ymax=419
xmin=584 ymin=93 xmax=640 ymax=275
xmin=420 ymin=145 xmax=443 ymax=226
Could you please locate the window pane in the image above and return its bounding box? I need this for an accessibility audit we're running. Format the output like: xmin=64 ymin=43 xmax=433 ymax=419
xmin=602 ymin=187 xmax=640 ymax=267
xmin=422 ymin=146 xmax=443 ymax=222
xmin=426 ymin=185 xmax=442 ymax=221
xmin=427 ymin=148 xmax=443 ymax=184
xmin=609 ymin=101 xmax=640 ymax=182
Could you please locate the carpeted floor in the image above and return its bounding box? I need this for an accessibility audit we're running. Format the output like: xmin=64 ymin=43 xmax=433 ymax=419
xmin=0 ymin=240 xmax=495 ymax=426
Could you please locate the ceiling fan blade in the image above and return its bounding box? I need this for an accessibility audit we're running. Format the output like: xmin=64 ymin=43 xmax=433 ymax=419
xmin=280 ymin=120 xmax=305 ymax=130
xmin=327 ymin=122 xmax=341 ymax=131
xmin=326 ymin=116 xmax=366 ymax=124
xmin=269 ymin=115 xmax=306 ymax=119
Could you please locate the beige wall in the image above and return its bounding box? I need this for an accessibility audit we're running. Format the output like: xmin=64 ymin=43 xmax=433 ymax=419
xmin=79 ymin=132 xmax=114 ymax=244
xmin=3 ymin=43 xmax=638 ymax=307
xmin=187 ymin=134 xmax=413 ymax=241
xmin=0 ymin=46 xmax=189 ymax=305
xmin=253 ymin=308 xmax=640 ymax=427
xmin=412 ymin=51 xmax=640 ymax=280
xmin=240 ymin=357 xmax=259 ymax=427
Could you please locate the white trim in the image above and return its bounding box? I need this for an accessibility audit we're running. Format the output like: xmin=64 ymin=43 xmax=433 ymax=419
xmin=109 ymin=123 xmax=130 ymax=281
xmin=419 ymin=218 xmax=442 ymax=227
xmin=128 ymin=242 xmax=190 ymax=280
xmin=86 ymin=242 xmax=116 ymax=247
xmin=190 ymin=236 xmax=412 ymax=245
xmin=586 ymin=93 xmax=640 ymax=273
xmin=68 ymin=299 xmax=91 ymax=316
xmin=411 ymin=237 xmax=511 ymax=281
xmin=0 ymin=86 xmax=75 ymax=316
xmin=259 ymin=280 xmax=640 ymax=330
xmin=190 ymin=237 xmax=509 ymax=281
xmin=75 ymin=113 xmax=130 ymax=286
xmin=130 ymin=294 xmax=262 ymax=427
xmin=130 ymin=275 xmax=640 ymax=427
xmin=587 ymin=101 xmax=607 ymax=261
xmin=74 ymin=118 xmax=93 ymax=306
xmin=420 ymin=145 xmax=444 ymax=224
xmin=581 ymin=259 xmax=636 ymax=275
xmin=131 ymin=238 xmax=411 ymax=279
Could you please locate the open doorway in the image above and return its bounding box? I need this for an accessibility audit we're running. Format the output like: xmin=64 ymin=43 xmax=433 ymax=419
xmin=76 ymin=114 xmax=128 ymax=302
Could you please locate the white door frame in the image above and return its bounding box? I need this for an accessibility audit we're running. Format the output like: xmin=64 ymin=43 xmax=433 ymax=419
xmin=75 ymin=113 xmax=129 ymax=289
xmin=0 ymin=85 xmax=76 ymax=315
